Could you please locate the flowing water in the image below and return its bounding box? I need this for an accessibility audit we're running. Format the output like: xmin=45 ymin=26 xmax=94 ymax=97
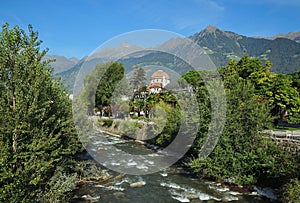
xmin=72 ymin=133 xmax=279 ymax=203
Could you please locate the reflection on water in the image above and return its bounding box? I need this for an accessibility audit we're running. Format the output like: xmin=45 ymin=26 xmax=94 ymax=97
xmin=72 ymin=133 xmax=279 ymax=203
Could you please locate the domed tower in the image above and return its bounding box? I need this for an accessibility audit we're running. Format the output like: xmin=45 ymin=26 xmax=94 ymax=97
xmin=148 ymin=70 xmax=170 ymax=93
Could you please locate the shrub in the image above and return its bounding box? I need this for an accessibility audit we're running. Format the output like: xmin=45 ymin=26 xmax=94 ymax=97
xmin=121 ymin=121 xmax=137 ymax=136
xmin=98 ymin=118 xmax=114 ymax=127
xmin=282 ymin=178 xmax=300 ymax=203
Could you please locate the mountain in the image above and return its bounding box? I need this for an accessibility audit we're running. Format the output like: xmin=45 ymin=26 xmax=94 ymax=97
xmin=43 ymin=55 xmax=79 ymax=73
xmin=58 ymin=57 xmax=87 ymax=90
xmin=89 ymin=42 xmax=144 ymax=60
xmin=58 ymin=43 xmax=149 ymax=91
xmin=268 ymin=30 xmax=300 ymax=43
xmin=58 ymin=26 xmax=300 ymax=91
xmin=191 ymin=25 xmax=300 ymax=73
xmin=58 ymin=43 xmax=195 ymax=92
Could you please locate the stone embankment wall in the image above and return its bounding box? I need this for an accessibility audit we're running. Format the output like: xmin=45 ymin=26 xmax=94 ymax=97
xmin=263 ymin=130 xmax=300 ymax=153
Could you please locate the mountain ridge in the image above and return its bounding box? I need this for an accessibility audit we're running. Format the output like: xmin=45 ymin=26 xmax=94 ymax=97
xmin=56 ymin=26 xmax=300 ymax=90
xmin=202 ymin=25 xmax=300 ymax=43
xmin=268 ymin=30 xmax=300 ymax=43
xmin=191 ymin=26 xmax=300 ymax=73
xmin=43 ymin=55 xmax=79 ymax=73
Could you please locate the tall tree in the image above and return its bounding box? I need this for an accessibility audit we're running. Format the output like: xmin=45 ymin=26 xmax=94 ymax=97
xmin=95 ymin=62 xmax=124 ymax=116
xmin=0 ymin=23 xmax=82 ymax=201
xmin=129 ymin=65 xmax=146 ymax=92
xmin=219 ymin=56 xmax=300 ymax=124
xmin=189 ymin=77 xmax=296 ymax=185
xmin=82 ymin=62 xmax=125 ymax=116
xmin=292 ymin=70 xmax=300 ymax=93
xmin=270 ymin=74 xmax=300 ymax=123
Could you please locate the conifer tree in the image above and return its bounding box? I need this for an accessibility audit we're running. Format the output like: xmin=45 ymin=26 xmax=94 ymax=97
xmin=129 ymin=65 xmax=146 ymax=92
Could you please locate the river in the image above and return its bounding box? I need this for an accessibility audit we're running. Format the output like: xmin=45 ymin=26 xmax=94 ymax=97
xmin=72 ymin=132 xmax=279 ymax=203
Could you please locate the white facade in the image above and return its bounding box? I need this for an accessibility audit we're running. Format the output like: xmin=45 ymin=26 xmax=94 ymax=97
xmin=148 ymin=70 xmax=170 ymax=93
xmin=150 ymin=76 xmax=170 ymax=88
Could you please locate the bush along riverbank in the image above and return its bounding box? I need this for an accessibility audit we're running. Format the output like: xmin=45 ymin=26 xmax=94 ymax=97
xmin=95 ymin=116 xmax=298 ymax=201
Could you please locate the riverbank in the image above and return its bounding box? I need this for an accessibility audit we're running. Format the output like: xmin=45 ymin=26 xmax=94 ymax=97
xmin=73 ymin=128 xmax=278 ymax=203
xmin=90 ymin=116 xmax=280 ymax=201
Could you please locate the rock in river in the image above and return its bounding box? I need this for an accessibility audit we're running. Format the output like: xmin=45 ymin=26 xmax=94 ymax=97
xmin=130 ymin=181 xmax=145 ymax=188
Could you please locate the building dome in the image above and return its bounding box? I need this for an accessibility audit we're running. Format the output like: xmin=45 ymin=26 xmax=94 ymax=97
xmin=151 ymin=70 xmax=170 ymax=80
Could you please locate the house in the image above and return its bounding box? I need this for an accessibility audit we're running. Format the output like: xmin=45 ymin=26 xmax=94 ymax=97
xmin=148 ymin=70 xmax=170 ymax=93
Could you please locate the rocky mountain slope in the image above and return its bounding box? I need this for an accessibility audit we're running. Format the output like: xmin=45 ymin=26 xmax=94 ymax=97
xmin=191 ymin=26 xmax=300 ymax=73
xmin=43 ymin=55 xmax=79 ymax=73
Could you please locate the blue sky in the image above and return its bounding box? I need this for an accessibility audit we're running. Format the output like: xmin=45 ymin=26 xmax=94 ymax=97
xmin=1 ymin=0 xmax=300 ymax=58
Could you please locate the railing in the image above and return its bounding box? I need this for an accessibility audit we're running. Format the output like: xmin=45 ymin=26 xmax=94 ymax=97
xmin=263 ymin=130 xmax=300 ymax=152
xmin=264 ymin=130 xmax=300 ymax=140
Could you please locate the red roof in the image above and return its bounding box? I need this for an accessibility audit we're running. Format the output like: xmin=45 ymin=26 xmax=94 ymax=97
xmin=151 ymin=70 xmax=169 ymax=80
xmin=148 ymin=82 xmax=162 ymax=88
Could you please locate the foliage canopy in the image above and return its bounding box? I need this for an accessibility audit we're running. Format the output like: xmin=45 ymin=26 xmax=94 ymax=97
xmin=0 ymin=23 xmax=82 ymax=202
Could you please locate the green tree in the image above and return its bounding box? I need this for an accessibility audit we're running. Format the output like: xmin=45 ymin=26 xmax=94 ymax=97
xmin=0 ymin=23 xmax=82 ymax=202
xmin=270 ymin=74 xmax=300 ymax=123
xmin=248 ymin=60 xmax=275 ymax=97
xmin=152 ymin=101 xmax=181 ymax=146
xmin=282 ymin=178 xmax=300 ymax=203
xmin=189 ymin=78 xmax=296 ymax=185
xmin=95 ymin=62 xmax=125 ymax=116
xmin=219 ymin=56 xmax=300 ymax=124
xmin=111 ymin=77 xmax=131 ymax=118
xmin=130 ymin=98 xmax=145 ymax=117
xmin=292 ymin=70 xmax=300 ymax=93
xmin=82 ymin=62 xmax=125 ymax=116
xmin=129 ymin=65 xmax=146 ymax=92
xmin=145 ymin=93 xmax=159 ymax=118
xmin=178 ymin=70 xmax=203 ymax=91
xmin=128 ymin=66 xmax=147 ymax=117
xmin=185 ymin=57 xmax=298 ymax=186
xmin=236 ymin=55 xmax=262 ymax=79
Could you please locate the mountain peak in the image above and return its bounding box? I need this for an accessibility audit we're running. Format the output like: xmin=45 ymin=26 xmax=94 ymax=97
xmin=119 ymin=42 xmax=134 ymax=48
xmin=204 ymin=25 xmax=218 ymax=32
xmin=88 ymin=42 xmax=144 ymax=60
xmin=196 ymin=25 xmax=243 ymax=40
xmin=43 ymin=55 xmax=78 ymax=73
